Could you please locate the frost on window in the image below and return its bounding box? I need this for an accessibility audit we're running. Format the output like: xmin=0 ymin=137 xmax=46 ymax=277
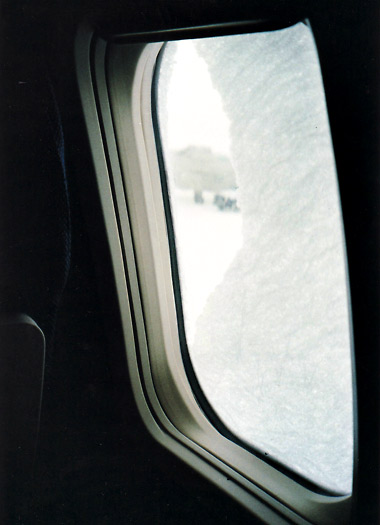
xmin=156 ymin=23 xmax=353 ymax=495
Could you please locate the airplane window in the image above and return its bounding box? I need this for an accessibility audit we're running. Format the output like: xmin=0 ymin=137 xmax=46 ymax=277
xmin=155 ymin=23 xmax=353 ymax=495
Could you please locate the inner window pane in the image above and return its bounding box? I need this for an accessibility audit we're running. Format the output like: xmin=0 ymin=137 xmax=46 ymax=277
xmin=156 ymin=23 xmax=353 ymax=494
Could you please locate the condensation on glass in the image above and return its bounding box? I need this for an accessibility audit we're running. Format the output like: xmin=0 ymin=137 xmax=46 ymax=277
xmin=155 ymin=23 xmax=353 ymax=494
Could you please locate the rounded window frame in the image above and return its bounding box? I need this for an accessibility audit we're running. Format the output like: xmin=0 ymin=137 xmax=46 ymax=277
xmin=75 ymin=22 xmax=355 ymax=525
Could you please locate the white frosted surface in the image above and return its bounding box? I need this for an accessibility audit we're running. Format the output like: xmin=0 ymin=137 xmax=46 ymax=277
xmin=157 ymin=23 xmax=353 ymax=494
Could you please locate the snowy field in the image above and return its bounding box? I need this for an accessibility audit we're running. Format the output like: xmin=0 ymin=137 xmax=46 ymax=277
xmin=158 ymin=22 xmax=353 ymax=495
xmin=172 ymin=189 xmax=242 ymax=344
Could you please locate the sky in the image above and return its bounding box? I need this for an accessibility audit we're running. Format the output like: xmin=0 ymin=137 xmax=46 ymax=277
xmin=165 ymin=40 xmax=231 ymax=155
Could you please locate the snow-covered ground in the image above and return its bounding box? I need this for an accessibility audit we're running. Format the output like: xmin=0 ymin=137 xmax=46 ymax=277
xmin=171 ymin=189 xmax=242 ymax=344
xmin=158 ymin=23 xmax=353 ymax=495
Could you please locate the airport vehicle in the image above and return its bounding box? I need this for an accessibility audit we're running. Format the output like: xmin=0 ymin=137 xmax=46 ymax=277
xmin=0 ymin=0 xmax=378 ymax=523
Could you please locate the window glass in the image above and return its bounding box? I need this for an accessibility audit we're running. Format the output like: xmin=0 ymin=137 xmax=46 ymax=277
xmin=156 ymin=23 xmax=353 ymax=494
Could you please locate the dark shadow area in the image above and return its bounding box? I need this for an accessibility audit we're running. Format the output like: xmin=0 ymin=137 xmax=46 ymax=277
xmin=0 ymin=0 xmax=378 ymax=523
xmin=27 ymin=148 xmax=258 ymax=524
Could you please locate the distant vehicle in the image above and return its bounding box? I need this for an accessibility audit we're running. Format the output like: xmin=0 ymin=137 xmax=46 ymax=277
xmin=213 ymin=192 xmax=239 ymax=211
xmin=171 ymin=146 xmax=237 ymax=203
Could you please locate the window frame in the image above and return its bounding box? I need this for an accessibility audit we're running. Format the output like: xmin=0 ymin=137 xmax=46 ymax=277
xmin=75 ymin=22 xmax=355 ymax=525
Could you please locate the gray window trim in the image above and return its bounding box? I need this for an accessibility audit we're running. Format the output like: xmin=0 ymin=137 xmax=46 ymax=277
xmin=75 ymin=24 xmax=353 ymax=525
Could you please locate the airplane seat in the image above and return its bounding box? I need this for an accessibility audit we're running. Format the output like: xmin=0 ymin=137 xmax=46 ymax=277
xmin=0 ymin=314 xmax=45 ymax=522
xmin=0 ymin=23 xmax=71 ymax=519
xmin=0 ymin=73 xmax=71 ymax=345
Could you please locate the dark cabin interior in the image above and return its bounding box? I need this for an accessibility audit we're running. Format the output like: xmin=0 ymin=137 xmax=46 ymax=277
xmin=0 ymin=0 xmax=379 ymax=523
